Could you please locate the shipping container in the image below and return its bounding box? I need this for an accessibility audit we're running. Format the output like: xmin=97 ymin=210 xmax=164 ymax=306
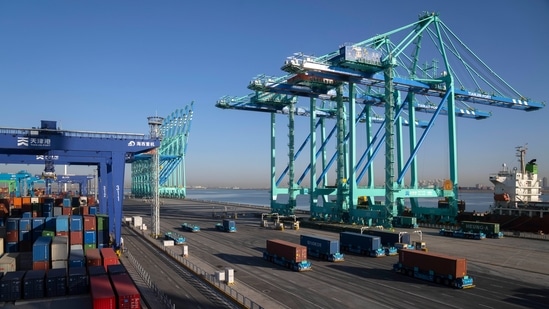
xmin=45 ymin=217 xmax=56 ymax=230
xmin=460 ymin=221 xmax=503 ymax=238
xmin=32 ymin=260 xmax=50 ymax=271
xmin=70 ymin=215 xmax=83 ymax=231
xmin=51 ymin=236 xmax=69 ymax=261
xmin=394 ymin=249 xmax=474 ymax=288
xmin=0 ymin=270 xmax=25 ymax=302
xmin=300 ymin=235 xmax=344 ymax=262
xmin=88 ymin=265 xmax=107 ymax=277
xmin=70 ymin=230 xmax=83 ymax=245
xmin=361 ymin=229 xmax=411 ymax=246
xmin=86 ymin=248 xmax=102 ymax=267
xmin=339 ymin=232 xmax=384 ymax=257
xmin=132 ymin=216 xmax=142 ymax=227
xmin=0 ymin=252 xmax=18 ymax=274
xmin=6 ymin=230 xmax=18 ymax=243
xmin=222 ymin=219 xmax=237 ymax=232
xmin=32 ymin=236 xmax=52 ymax=262
xmin=32 ymin=217 xmax=45 ymax=231
xmin=69 ymin=248 xmax=85 ymax=268
xmin=56 ymin=215 xmax=69 ymax=232
xmin=23 ymin=270 xmax=46 ymax=299
xmin=67 ymin=267 xmax=88 ymax=295
xmin=266 ymin=239 xmax=307 ymax=262
xmin=83 ymin=215 xmax=96 ymax=231
xmin=6 ymin=218 xmax=19 ymax=231
xmin=19 ymin=218 xmax=32 ymax=231
xmin=100 ymin=248 xmax=120 ymax=271
xmin=96 ymin=214 xmax=109 ymax=231
xmin=51 ymin=260 xmax=67 ymax=269
xmin=84 ymin=230 xmax=96 ymax=245
xmin=110 ymin=272 xmax=141 ymax=309
xmin=46 ymin=268 xmax=67 ymax=297
xmin=90 ymin=275 xmax=116 ymax=309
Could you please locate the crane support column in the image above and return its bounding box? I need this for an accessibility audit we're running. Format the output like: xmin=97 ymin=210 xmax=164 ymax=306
xmin=384 ymin=56 xmax=397 ymax=226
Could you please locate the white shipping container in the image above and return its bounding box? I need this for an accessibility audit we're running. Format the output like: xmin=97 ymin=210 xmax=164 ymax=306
xmin=141 ymin=224 xmax=147 ymax=231
xmin=0 ymin=238 xmax=3 ymax=256
xmin=215 ymin=270 xmax=225 ymax=282
xmin=51 ymin=260 xmax=68 ymax=269
xmin=182 ymin=245 xmax=188 ymax=257
xmin=225 ymin=267 xmax=234 ymax=285
xmin=51 ymin=236 xmax=69 ymax=261
xmin=163 ymin=240 xmax=174 ymax=247
xmin=124 ymin=217 xmax=132 ymax=224
xmin=133 ymin=216 xmax=143 ymax=227
xmin=31 ymin=197 xmax=39 ymax=204
xmin=0 ymin=253 xmax=18 ymax=274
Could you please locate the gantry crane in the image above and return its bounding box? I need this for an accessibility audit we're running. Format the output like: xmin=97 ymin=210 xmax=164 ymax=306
xmin=217 ymin=12 xmax=544 ymax=226
xmin=0 ymin=120 xmax=159 ymax=247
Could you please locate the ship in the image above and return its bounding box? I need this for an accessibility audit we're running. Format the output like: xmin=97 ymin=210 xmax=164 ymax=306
xmin=457 ymin=146 xmax=549 ymax=234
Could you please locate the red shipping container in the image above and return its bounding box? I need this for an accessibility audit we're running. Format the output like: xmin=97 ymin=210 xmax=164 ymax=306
xmin=84 ymin=215 xmax=96 ymax=231
xmin=62 ymin=207 xmax=71 ymax=216
xmin=33 ymin=260 xmax=50 ymax=271
xmin=70 ymin=231 xmax=83 ymax=245
xmin=81 ymin=206 xmax=89 ymax=215
xmin=6 ymin=230 xmax=18 ymax=242
xmin=90 ymin=275 xmax=116 ymax=309
xmin=100 ymin=248 xmax=120 ymax=271
xmin=266 ymin=239 xmax=308 ymax=262
xmin=110 ymin=273 xmax=140 ymax=309
xmin=56 ymin=231 xmax=69 ymax=237
xmin=87 ymin=248 xmax=102 ymax=267
xmin=398 ymin=249 xmax=468 ymax=278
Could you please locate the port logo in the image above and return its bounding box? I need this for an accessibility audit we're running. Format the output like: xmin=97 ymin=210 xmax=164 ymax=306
xmin=17 ymin=137 xmax=28 ymax=146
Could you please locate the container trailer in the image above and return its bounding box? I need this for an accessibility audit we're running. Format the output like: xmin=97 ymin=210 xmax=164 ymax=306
xmin=216 ymin=219 xmax=237 ymax=232
xmin=460 ymin=221 xmax=503 ymax=238
xmin=393 ymin=249 xmax=474 ymax=289
xmin=164 ymin=231 xmax=186 ymax=244
xmin=181 ymin=222 xmax=200 ymax=232
xmin=439 ymin=228 xmax=486 ymax=240
xmin=263 ymin=239 xmax=312 ymax=271
xmin=299 ymin=235 xmax=344 ymax=262
xmin=339 ymin=232 xmax=385 ymax=257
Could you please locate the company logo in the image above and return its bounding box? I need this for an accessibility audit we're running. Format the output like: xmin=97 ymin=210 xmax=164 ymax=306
xmin=127 ymin=140 xmax=156 ymax=147
xmin=17 ymin=137 xmax=28 ymax=146
xmin=36 ymin=155 xmax=59 ymax=160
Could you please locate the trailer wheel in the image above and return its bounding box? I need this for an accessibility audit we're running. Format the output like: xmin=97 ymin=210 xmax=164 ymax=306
xmin=443 ymin=278 xmax=450 ymax=286
xmin=407 ymin=269 xmax=413 ymax=277
xmin=435 ymin=277 xmax=441 ymax=284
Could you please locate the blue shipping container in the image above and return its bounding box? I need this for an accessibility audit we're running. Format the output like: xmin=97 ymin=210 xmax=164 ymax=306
xmin=45 ymin=217 xmax=56 ymax=230
xmin=89 ymin=206 xmax=97 ymax=215
xmin=69 ymin=248 xmax=85 ymax=268
xmin=0 ymin=270 xmax=25 ymax=302
xmin=69 ymin=215 xmax=83 ymax=231
xmin=6 ymin=242 xmax=18 ymax=253
xmin=62 ymin=198 xmax=71 ymax=207
xmin=84 ymin=230 xmax=96 ymax=245
xmin=6 ymin=218 xmax=19 ymax=231
xmin=23 ymin=270 xmax=46 ymax=299
xmin=19 ymin=218 xmax=32 ymax=231
xmin=32 ymin=236 xmax=52 ymax=262
xmin=22 ymin=212 xmax=32 ymax=218
xmin=56 ymin=216 xmax=69 ymax=232
xmin=32 ymin=217 xmax=45 ymax=231
xmin=19 ymin=230 xmax=32 ymax=242
xmin=46 ymin=268 xmax=67 ymax=297
xmin=67 ymin=267 xmax=88 ymax=295
xmin=300 ymin=235 xmax=340 ymax=255
xmin=340 ymin=232 xmax=381 ymax=251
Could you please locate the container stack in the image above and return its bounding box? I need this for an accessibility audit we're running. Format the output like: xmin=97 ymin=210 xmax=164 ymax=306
xmin=67 ymin=266 xmax=88 ymax=295
xmin=69 ymin=215 xmax=83 ymax=246
xmin=45 ymin=268 xmax=67 ymax=297
xmin=6 ymin=218 xmax=19 ymax=252
xmin=51 ymin=236 xmax=69 ymax=269
xmin=23 ymin=269 xmax=46 ymax=299
xmin=83 ymin=214 xmax=97 ymax=253
xmin=0 ymin=270 xmax=25 ymax=302
xmin=96 ymin=214 xmax=110 ymax=249
xmin=31 ymin=217 xmax=45 ymax=242
xmin=32 ymin=236 xmax=52 ymax=270
xmin=62 ymin=198 xmax=72 ymax=216
xmin=42 ymin=199 xmax=53 ymax=218
xmin=19 ymin=216 xmax=32 ymax=252
xmin=100 ymin=248 xmax=119 ymax=271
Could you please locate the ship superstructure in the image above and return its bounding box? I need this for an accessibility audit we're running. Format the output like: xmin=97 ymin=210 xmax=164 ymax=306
xmin=489 ymin=146 xmax=548 ymax=217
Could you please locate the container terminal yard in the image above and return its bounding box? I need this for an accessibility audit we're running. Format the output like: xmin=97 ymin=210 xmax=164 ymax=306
xmin=1 ymin=11 xmax=548 ymax=309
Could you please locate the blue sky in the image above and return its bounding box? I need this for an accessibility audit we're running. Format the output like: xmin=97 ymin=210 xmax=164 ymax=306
xmin=0 ymin=1 xmax=548 ymax=188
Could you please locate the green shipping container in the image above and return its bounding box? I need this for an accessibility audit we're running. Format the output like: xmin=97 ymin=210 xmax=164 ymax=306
xmin=83 ymin=243 xmax=96 ymax=254
xmin=96 ymin=214 xmax=109 ymax=231
xmin=460 ymin=221 xmax=500 ymax=234
xmin=42 ymin=230 xmax=55 ymax=237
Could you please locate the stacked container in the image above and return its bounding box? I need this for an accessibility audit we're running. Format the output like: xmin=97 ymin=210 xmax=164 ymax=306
xmin=107 ymin=264 xmax=127 ymax=275
xmin=69 ymin=215 xmax=83 ymax=245
xmin=0 ymin=252 xmax=18 ymax=273
xmin=23 ymin=270 xmax=46 ymax=299
xmin=88 ymin=265 xmax=107 ymax=277
xmin=86 ymin=248 xmax=102 ymax=267
xmin=69 ymin=246 xmax=85 ymax=268
xmin=55 ymin=215 xmax=69 ymax=237
xmin=42 ymin=200 xmax=53 ymax=218
xmin=100 ymin=248 xmax=119 ymax=271
xmin=110 ymin=272 xmax=141 ymax=309
xmin=31 ymin=217 xmax=45 ymax=242
xmin=19 ymin=216 xmax=33 ymax=252
xmin=0 ymin=270 xmax=25 ymax=302
xmin=32 ymin=236 xmax=52 ymax=270
xmin=90 ymin=274 xmax=115 ymax=308
xmin=51 ymin=236 xmax=69 ymax=269
xmin=83 ymin=214 xmax=97 ymax=252
xmin=45 ymin=268 xmax=67 ymax=297
xmin=6 ymin=218 xmax=19 ymax=252
xmin=67 ymin=266 xmax=88 ymax=295
xmin=96 ymin=214 xmax=110 ymax=248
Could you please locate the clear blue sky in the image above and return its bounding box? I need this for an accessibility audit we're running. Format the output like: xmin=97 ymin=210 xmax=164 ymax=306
xmin=0 ymin=1 xmax=547 ymax=188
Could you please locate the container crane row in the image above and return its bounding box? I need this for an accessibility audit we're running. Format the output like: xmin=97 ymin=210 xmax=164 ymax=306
xmin=216 ymin=12 xmax=545 ymax=227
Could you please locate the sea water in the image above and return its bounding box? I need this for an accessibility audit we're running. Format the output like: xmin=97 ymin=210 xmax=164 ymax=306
xmin=186 ymin=189 xmax=497 ymax=213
